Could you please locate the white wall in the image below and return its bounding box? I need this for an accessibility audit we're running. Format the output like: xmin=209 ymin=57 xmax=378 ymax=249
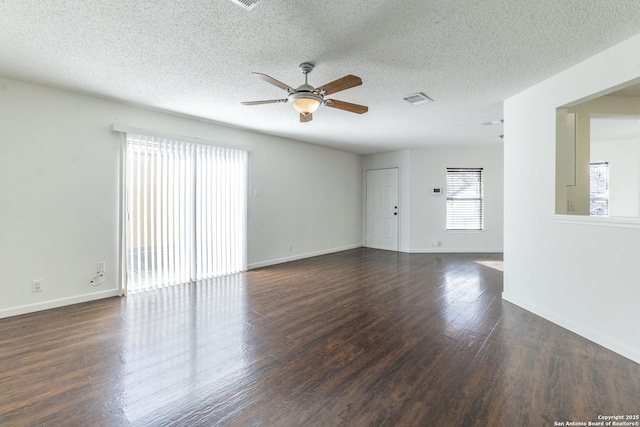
xmin=247 ymin=137 xmax=363 ymax=268
xmin=363 ymin=148 xmax=503 ymax=253
xmin=504 ymin=33 xmax=640 ymax=363
xmin=409 ymin=148 xmax=503 ymax=252
xmin=0 ymin=76 xmax=362 ymax=318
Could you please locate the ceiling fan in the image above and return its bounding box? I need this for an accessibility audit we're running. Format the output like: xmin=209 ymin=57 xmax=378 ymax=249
xmin=241 ymin=62 xmax=368 ymax=123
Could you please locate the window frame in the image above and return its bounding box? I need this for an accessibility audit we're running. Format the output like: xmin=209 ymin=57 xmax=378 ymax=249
xmin=446 ymin=168 xmax=484 ymax=231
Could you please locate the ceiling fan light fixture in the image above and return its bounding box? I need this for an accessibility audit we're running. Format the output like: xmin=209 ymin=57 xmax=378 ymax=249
xmin=243 ymin=64 xmax=367 ymax=122
xmin=289 ymin=92 xmax=323 ymax=114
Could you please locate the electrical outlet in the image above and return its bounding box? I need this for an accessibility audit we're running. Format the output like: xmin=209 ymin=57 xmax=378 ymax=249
xmin=98 ymin=262 xmax=105 ymax=273
xmin=288 ymin=244 xmax=293 ymax=252
xmin=32 ymin=279 xmax=43 ymax=292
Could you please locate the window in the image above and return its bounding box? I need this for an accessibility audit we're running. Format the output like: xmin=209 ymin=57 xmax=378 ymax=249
xmin=590 ymin=162 xmax=609 ymax=216
xmin=125 ymin=133 xmax=248 ymax=293
xmin=446 ymin=168 xmax=484 ymax=230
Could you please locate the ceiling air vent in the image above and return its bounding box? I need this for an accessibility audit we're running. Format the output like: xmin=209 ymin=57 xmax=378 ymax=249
xmin=228 ymin=0 xmax=262 ymax=11
xmin=403 ymin=93 xmax=433 ymax=105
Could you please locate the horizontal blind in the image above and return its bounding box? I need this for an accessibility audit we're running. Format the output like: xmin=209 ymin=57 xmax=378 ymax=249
xmin=126 ymin=134 xmax=247 ymax=293
xmin=589 ymin=162 xmax=609 ymax=216
xmin=446 ymin=168 xmax=483 ymax=230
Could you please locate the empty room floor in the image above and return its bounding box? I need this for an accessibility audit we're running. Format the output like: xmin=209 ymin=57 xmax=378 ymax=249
xmin=0 ymin=248 xmax=638 ymax=426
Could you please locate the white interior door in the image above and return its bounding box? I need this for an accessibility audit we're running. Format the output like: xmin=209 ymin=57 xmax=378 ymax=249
xmin=366 ymin=168 xmax=399 ymax=251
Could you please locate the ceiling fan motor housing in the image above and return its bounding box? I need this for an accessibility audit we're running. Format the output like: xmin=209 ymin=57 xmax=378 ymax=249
xmin=299 ymin=62 xmax=314 ymax=74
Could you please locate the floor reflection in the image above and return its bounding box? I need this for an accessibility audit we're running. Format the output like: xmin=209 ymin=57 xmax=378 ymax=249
xmin=441 ymin=262 xmax=491 ymax=334
xmin=475 ymin=260 xmax=504 ymax=271
xmin=119 ymin=274 xmax=251 ymax=423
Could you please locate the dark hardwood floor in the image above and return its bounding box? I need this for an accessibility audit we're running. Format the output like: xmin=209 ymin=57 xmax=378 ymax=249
xmin=1 ymin=248 xmax=638 ymax=426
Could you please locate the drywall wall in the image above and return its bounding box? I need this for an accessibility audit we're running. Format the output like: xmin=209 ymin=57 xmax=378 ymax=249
xmin=409 ymin=148 xmax=503 ymax=252
xmin=504 ymin=33 xmax=640 ymax=363
xmin=555 ymin=110 xmax=577 ymax=214
xmin=247 ymin=134 xmax=362 ymax=268
xmin=363 ymin=148 xmax=503 ymax=253
xmin=0 ymin=76 xmax=362 ymax=318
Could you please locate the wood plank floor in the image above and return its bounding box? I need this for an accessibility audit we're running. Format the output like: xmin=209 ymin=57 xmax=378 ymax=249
xmin=1 ymin=248 xmax=638 ymax=426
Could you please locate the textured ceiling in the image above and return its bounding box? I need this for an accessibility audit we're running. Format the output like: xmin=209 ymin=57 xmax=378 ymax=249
xmin=1 ymin=1 xmax=640 ymax=154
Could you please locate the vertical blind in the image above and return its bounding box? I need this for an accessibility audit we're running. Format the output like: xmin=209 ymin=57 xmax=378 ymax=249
xmin=126 ymin=133 xmax=247 ymax=293
xmin=446 ymin=168 xmax=484 ymax=230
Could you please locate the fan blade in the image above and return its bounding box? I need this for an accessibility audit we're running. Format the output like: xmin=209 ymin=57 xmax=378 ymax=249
xmin=317 ymin=75 xmax=362 ymax=95
xmin=252 ymin=72 xmax=294 ymax=92
xmin=300 ymin=113 xmax=313 ymax=123
xmin=241 ymin=99 xmax=287 ymax=106
xmin=325 ymin=99 xmax=368 ymax=114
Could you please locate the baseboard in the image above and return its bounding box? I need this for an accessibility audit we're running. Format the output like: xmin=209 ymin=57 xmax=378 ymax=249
xmin=248 ymin=244 xmax=363 ymax=269
xmin=0 ymin=289 xmax=123 ymax=319
xmin=409 ymin=247 xmax=503 ymax=253
xmin=502 ymin=292 xmax=640 ymax=365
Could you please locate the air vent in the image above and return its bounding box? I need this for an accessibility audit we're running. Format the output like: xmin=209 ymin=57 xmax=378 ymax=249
xmin=403 ymin=92 xmax=433 ymax=105
xmin=229 ymin=0 xmax=262 ymax=11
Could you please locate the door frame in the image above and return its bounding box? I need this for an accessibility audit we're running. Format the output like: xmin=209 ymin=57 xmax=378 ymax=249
xmin=365 ymin=167 xmax=400 ymax=251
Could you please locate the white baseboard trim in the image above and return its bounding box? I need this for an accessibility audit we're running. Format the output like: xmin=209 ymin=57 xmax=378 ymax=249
xmin=409 ymin=248 xmax=503 ymax=253
xmin=0 ymin=289 xmax=122 ymax=319
xmin=248 ymin=244 xmax=363 ymax=269
xmin=502 ymin=292 xmax=640 ymax=365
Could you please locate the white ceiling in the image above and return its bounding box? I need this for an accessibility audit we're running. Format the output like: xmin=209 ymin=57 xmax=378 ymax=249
xmin=1 ymin=1 xmax=640 ymax=155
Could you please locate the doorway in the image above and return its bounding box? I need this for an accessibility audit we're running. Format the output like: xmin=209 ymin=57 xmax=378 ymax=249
xmin=366 ymin=168 xmax=399 ymax=251
xmin=124 ymin=133 xmax=248 ymax=293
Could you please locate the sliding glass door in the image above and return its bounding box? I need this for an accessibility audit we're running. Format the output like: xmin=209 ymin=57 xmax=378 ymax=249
xmin=125 ymin=133 xmax=247 ymax=293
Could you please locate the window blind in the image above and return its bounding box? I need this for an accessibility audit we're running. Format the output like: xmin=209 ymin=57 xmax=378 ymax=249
xmin=589 ymin=162 xmax=609 ymax=216
xmin=446 ymin=168 xmax=484 ymax=230
xmin=125 ymin=133 xmax=247 ymax=293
